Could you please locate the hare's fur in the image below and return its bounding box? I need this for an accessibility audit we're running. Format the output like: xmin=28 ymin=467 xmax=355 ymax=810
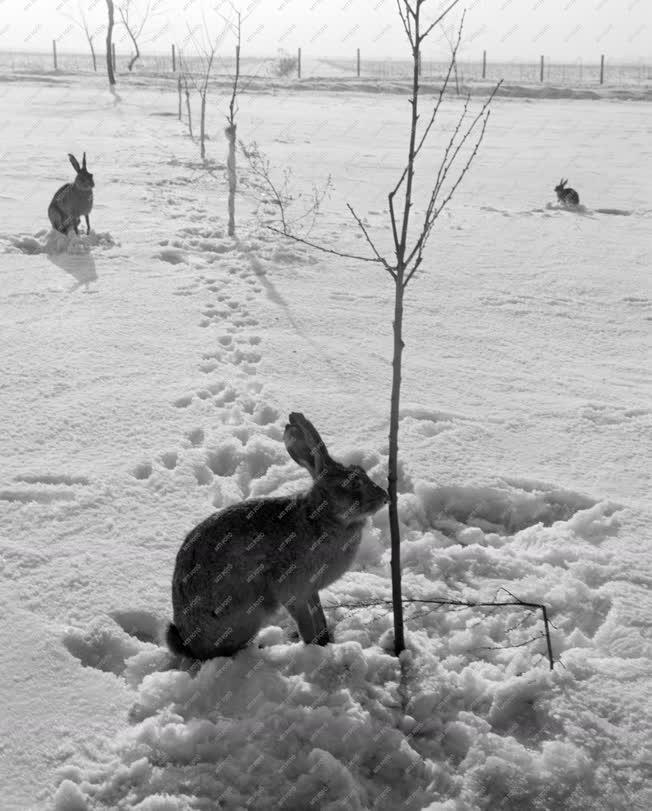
xmin=48 ymin=153 xmax=94 ymax=235
xmin=168 ymin=413 xmax=388 ymax=660
xmin=554 ymin=177 xmax=579 ymax=206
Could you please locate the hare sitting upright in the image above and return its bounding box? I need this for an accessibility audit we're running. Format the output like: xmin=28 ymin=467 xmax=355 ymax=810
xmin=554 ymin=178 xmax=579 ymax=206
xmin=167 ymin=412 xmax=388 ymax=660
xmin=48 ymin=153 xmax=94 ymax=235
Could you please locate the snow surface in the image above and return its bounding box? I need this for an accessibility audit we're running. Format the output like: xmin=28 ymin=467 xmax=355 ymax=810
xmin=1 ymin=74 xmax=651 ymax=810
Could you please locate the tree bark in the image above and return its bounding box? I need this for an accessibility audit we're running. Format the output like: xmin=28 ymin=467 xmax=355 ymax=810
xmin=122 ymin=19 xmax=141 ymax=71
xmin=388 ymin=272 xmax=406 ymax=655
xmin=89 ymin=38 xmax=97 ymax=72
xmin=200 ymin=92 xmax=207 ymax=159
xmin=105 ymin=0 xmax=116 ymax=85
xmin=226 ymin=35 xmax=241 ymax=237
xmin=184 ymin=79 xmax=192 ymax=138
xmin=226 ymin=124 xmax=236 ymax=236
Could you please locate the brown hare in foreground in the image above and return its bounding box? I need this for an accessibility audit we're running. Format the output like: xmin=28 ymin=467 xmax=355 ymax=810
xmin=48 ymin=153 xmax=94 ymax=235
xmin=554 ymin=178 xmax=580 ymax=206
xmin=167 ymin=412 xmax=388 ymax=660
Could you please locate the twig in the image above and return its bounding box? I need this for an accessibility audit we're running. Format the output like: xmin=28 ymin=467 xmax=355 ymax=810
xmin=346 ymin=203 xmax=396 ymax=279
xmin=419 ymin=0 xmax=462 ymax=42
xmin=395 ymin=0 xmax=413 ymax=45
xmin=266 ymin=226 xmax=388 ymax=266
xmin=335 ymin=593 xmax=555 ymax=670
xmin=413 ymin=17 xmax=464 ymax=160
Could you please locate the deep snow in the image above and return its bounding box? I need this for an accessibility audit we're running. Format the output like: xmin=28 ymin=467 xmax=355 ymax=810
xmin=1 ymin=73 xmax=651 ymax=810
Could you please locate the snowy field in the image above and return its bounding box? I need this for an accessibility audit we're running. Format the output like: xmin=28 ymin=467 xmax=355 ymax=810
xmin=1 ymin=73 xmax=651 ymax=809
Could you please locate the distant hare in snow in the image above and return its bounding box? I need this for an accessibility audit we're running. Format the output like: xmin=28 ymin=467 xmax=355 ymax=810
xmin=167 ymin=412 xmax=388 ymax=660
xmin=554 ymin=178 xmax=579 ymax=206
xmin=48 ymin=153 xmax=94 ymax=235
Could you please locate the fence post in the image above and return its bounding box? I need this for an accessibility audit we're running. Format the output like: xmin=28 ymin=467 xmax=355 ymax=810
xmin=482 ymin=49 xmax=486 ymax=79
xmin=177 ymin=74 xmax=182 ymax=119
xmin=600 ymin=54 xmax=604 ymax=84
xmin=297 ymin=47 xmax=301 ymax=78
xmin=357 ymin=47 xmax=360 ymax=77
xmin=52 ymin=40 xmax=58 ymax=71
xmin=540 ymin=54 xmax=544 ymax=82
xmin=172 ymin=43 xmax=176 ymax=72
xmin=112 ymin=42 xmax=116 ymax=73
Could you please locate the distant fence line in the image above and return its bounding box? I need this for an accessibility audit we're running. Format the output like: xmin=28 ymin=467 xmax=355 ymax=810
xmin=1 ymin=46 xmax=651 ymax=86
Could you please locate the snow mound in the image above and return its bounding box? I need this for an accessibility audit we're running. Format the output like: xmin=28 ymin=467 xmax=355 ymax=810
xmin=0 ymin=229 xmax=117 ymax=255
xmin=411 ymin=480 xmax=601 ymax=535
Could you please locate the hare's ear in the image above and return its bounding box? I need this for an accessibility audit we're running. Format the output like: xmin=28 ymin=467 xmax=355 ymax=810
xmin=284 ymin=413 xmax=332 ymax=478
xmin=82 ymin=152 xmax=87 ymax=170
xmin=68 ymin=154 xmax=81 ymax=173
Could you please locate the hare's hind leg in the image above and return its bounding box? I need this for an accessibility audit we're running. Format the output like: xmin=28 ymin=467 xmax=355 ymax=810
xmin=287 ymin=592 xmax=330 ymax=646
xmin=48 ymin=204 xmax=65 ymax=234
xmin=85 ymin=214 xmax=91 ymax=234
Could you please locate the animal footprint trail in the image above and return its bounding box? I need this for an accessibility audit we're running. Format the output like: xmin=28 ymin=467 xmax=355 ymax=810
xmin=140 ymin=205 xmax=281 ymax=511
xmin=0 ymin=472 xmax=91 ymax=503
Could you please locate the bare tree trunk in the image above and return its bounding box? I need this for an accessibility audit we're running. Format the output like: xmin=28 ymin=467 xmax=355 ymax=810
xmin=184 ymin=78 xmax=192 ymax=137
xmin=89 ymin=37 xmax=97 ymax=72
xmin=122 ymin=18 xmax=141 ymax=71
xmin=200 ymin=92 xmax=207 ymax=159
xmin=226 ymin=35 xmax=241 ymax=237
xmin=388 ymin=274 xmax=406 ymax=654
xmin=226 ymin=124 xmax=236 ymax=235
xmin=177 ymin=75 xmax=182 ymax=120
xmin=118 ymin=2 xmax=149 ymax=72
xmin=105 ymin=0 xmax=116 ymax=85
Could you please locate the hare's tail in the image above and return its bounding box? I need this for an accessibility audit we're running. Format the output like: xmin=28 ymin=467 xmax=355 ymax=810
xmin=166 ymin=622 xmax=193 ymax=657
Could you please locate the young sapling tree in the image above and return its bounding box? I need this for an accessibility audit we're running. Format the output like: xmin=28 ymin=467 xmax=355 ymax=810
xmin=182 ymin=11 xmax=229 ymax=161
xmin=67 ymin=3 xmax=99 ymax=71
xmin=240 ymin=140 xmax=332 ymax=237
xmin=269 ymin=0 xmax=501 ymax=655
xmin=117 ymin=0 xmax=152 ymax=72
xmin=221 ymin=6 xmax=242 ymax=237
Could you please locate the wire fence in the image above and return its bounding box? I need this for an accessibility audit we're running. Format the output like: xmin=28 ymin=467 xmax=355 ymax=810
xmin=1 ymin=48 xmax=651 ymax=86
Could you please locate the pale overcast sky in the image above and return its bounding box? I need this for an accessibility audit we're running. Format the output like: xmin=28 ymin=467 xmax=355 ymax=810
xmin=0 ymin=0 xmax=650 ymax=63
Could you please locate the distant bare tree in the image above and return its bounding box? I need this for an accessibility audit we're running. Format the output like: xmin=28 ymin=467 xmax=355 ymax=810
xmin=223 ymin=8 xmax=241 ymax=237
xmin=181 ymin=18 xmax=223 ymax=160
xmin=117 ymin=0 xmax=152 ymax=71
xmin=183 ymin=73 xmax=193 ymax=138
xmin=67 ymin=3 xmax=98 ymax=71
xmin=275 ymin=49 xmax=297 ymax=77
xmin=105 ymin=0 xmax=116 ymax=85
xmin=439 ymin=21 xmax=460 ymax=95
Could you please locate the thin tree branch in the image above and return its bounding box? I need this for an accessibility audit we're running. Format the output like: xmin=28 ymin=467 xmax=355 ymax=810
xmin=419 ymin=0 xmax=462 ymax=42
xmin=413 ymin=12 xmax=465 ymax=160
xmin=346 ymin=203 xmax=395 ymax=277
xmin=227 ymin=11 xmax=241 ymax=127
xmin=404 ymin=81 xmax=502 ymax=280
xmin=433 ymin=81 xmax=500 ymax=204
xmin=402 ymin=256 xmax=422 ymax=288
xmin=395 ymin=0 xmax=413 ymax=46
xmin=470 ymin=635 xmax=546 ymax=653
xmin=266 ymin=226 xmax=390 ymax=268
xmin=335 ymin=593 xmax=555 ymax=669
